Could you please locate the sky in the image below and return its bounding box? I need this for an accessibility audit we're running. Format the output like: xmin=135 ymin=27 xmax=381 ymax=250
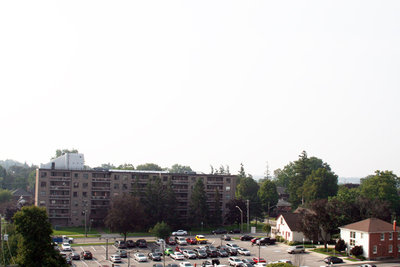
xmin=1 ymin=1 xmax=399 ymax=178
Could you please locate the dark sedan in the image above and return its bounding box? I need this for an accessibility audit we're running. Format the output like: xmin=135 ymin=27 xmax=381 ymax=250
xmin=212 ymin=228 xmax=228 ymax=235
xmin=324 ymin=256 xmax=344 ymax=264
xmin=240 ymin=235 xmax=254 ymax=241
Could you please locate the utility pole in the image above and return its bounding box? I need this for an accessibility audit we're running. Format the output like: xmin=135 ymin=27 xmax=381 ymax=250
xmin=246 ymin=200 xmax=250 ymax=233
xmin=106 ymin=238 xmax=109 ymax=260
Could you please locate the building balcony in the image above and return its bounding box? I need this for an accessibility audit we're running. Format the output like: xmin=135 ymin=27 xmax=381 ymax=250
xmin=49 ymin=195 xmax=70 ymax=199
xmin=49 ymin=204 xmax=70 ymax=209
xmin=49 ymin=214 xmax=70 ymax=218
xmin=92 ymin=187 xmax=111 ymax=191
xmin=50 ymin=186 xmax=70 ymax=190
xmin=49 ymin=177 xmax=71 ymax=182
xmin=92 ymin=178 xmax=111 ymax=182
xmin=91 ymin=204 xmax=110 ymax=208
xmin=91 ymin=196 xmax=110 ymax=200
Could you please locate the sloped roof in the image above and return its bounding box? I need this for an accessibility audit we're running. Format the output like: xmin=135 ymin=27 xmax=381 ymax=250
xmin=340 ymin=218 xmax=400 ymax=233
xmin=277 ymin=186 xmax=287 ymax=195
xmin=277 ymin=199 xmax=291 ymax=207
xmin=11 ymin=188 xmax=32 ymax=197
xmin=279 ymin=213 xmax=303 ymax=232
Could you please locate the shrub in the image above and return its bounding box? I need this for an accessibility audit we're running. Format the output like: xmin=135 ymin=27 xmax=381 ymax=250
xmin=275 ymin=235 xmax=285 ymax=242
xmin=351 ymin=246 xmax=363 ymax=256
xmin=335 ymin=239 xmax=346 ymax=252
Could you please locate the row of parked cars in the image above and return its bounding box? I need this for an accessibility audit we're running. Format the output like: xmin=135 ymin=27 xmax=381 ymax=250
xmin=114 ymin=239 xmax=148 ymax=249
xmin=172 ymin=229 xmax=241 ymax=236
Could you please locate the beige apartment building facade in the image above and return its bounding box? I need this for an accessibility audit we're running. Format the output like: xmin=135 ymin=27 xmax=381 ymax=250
xmin=35 ymin=168 xmax=237 ymax=227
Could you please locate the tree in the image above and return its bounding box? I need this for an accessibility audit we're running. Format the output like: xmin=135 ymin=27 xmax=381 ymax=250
xmin=0 ymin=189 xmax=12 ymax=203
xmin=335 ymin=239 xmax=346 ymax=252
xmin=350 ymin=246 xmax=363 ymax=256
xmin=164 ymin=179 xmax=179 ymax=228
xmin=301 ymin=168 xmax=338 ymax=203
xmin=189 ymin=179 xmax=209 ymax=226
xmin=52 ymin=149 xmax=79 ymax=159
xmin=237 ymin=163 xmax=246 ymax=186
xmin=258 ymin=179 xmax=279 ymax=216
xmin=359 ymin=170 xmax=400 ymax=212
xmin=105 ymin=194 xmax=145 ymax=242
xmin=143 ymin=177 xmax=165 ymax=226
xmin=136 ymin=163 xmax=164 ymax=171
xmin=225 ymin=199 xmax=246 ymax=225
xmin=169 ymin=164 xmax=193 ymax=173
xmin=235 ymin=170 xmax=263 ymax=221
xmin=263 ymin=223 xmax=271 ymax=236
xmin=150 ymin=221 xmax=172 ymax=240
xmin=209 ymin=188 xmax=222 ymax=226
xmin=116 ymin=163 xmax=135 ymax=170
xmin=13 ymin=206 xmax=68 ymax=267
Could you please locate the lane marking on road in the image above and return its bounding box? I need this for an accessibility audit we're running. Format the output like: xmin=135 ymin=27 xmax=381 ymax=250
xmin=80 ymin=246 xmax=85 ymax=252
xmin=94 ymin=259 xmax=101 ymax=265
xmin=101 ymin=246 xmax=106 ymax=251
xmin=91 ymin=246 xmax=97 ymax=251
xmin=80 ymin=259 xmax=88 ymax=267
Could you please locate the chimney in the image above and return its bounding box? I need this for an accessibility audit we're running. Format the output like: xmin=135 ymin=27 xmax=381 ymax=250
xmin=393 ymin=220 xmax=397 ymax=232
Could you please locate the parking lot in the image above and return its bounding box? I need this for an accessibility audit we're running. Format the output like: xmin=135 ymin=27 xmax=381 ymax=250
xmin=66 ymin=235 xmax=347 ymax=267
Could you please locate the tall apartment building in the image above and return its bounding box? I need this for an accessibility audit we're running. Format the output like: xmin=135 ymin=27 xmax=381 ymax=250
xmin=35 ymin=154 xmax=237 ymax=227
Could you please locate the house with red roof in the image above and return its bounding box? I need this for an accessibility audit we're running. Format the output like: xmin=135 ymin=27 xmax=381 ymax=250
xmin=339 ymin=218 xmax=400 ymax=260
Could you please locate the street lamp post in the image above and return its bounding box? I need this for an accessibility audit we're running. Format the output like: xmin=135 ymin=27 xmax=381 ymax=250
xmin=235 ymin=206 xmax=243 ymax=234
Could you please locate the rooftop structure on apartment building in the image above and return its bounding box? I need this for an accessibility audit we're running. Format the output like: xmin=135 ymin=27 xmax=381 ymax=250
xmin=35 ymin=153 xmax=237 ymax=227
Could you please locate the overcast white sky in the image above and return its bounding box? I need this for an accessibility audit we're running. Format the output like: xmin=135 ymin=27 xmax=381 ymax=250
xmin=1 ymin=1 xmax=399 ymax=178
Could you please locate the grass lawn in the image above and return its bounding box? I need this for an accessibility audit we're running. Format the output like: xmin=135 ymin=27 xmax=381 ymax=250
xmin=311 ymin=248 xmax=346 ymax=257
xmin=53 ymin=227 xmax=100 ymax=236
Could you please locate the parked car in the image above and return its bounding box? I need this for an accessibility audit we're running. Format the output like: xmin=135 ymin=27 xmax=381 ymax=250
xmin=270 ymin=259 xmax=292 ymax=265
xmin=250 ymin=238 xmax=259 ymax=244
xmin=180 ymin=262 xmax=194 ymax=267
xmin=68 ymin=252 xmax=80 ymax=260
xmin=126 ymin=239 xmax=136 ymax=248
xmin=134 ymin=252 xmax=148 ymax=262
xmin=223 ymin=235 xmax=231 ymax=241
xmin=148 ymin=252 xmax=162 ymax=261
xmin=110 ymin=254 xmax=122 ymax=263
xmin=164 ymin=248 xmax=174 ymax=256
xmin=167 ymin=237 xmax=176 ymax=245
xmin=186 ymin=237 xmax=198 ymax=245
xmin=170 ymin=252 xmax=185 ymax=260
xmin=238 ymin=247 xmax=250 ymax=256
xmin=242 ymin=259 xmax=255 ymax=265
xmin=153 ymin=264 xmax=164 ymax=267
xmin=116 ymin=249 xmax=128 ymax=258
xmin=226 ymin=243 xmax=240 ymax=254
xmin=136 ymin=239 xmax=148 ymax=248
xmin=287 ymin=245 xmax=305 ymax=254
xmin=240 ymin=235 xmax=254 ymax=241
xmin=324 ymin=256 xmax=343 ymax=264
xmin=156 ymin=239 xmax=165 ymax=246
xmin=182 ymin=250 xmax=197 ymax=259
xmin=172 ymin=230 xmax=188 ymax=236
xmin=202 ymin=259 xmax=220 ymax=267
xmin=80 ymin=251 xmax=93 ymax=260
xmin=168 ymin=264 xmax=179 ymax=267
xmin=176 ymin=236 xmax=188 ymax=245
xmin=253 ymin=257 xmax=266 ymax=263
xmin=217 ymin=248 xmax=229 ymax=257
xmin=205 ymin=245 xmax=218 ymax=258
xmin=229 ymin=257 xmax=243 ymax=267
xmin=193 ymin=248 xmax=208 ymax=259
xmin=229 ymin=229 xmax=241 ymax=234
xmin=212 ymin=228 xmax=228 ymax=235
xmin=257 ymin=237 xmax=276 ymax=246
xmin=254 ymin=263 xmax=266 ymax=267
xmin=61 ymin=243 xmax=72 ymax=251
xmin=195 ymin=235 xmax=208 ymax=244
xmin=114 ymin=240 xmax=127 ymax=249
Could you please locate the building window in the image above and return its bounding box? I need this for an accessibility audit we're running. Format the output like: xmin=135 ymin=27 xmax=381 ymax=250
xmin=350 ymin=231 xmax=356 ymax=238
xmin=381 ymin=233 xmax=385 ymax=241
xmin=73 ymin=182 xmax=79 ymax=188
xmin=373 ymin=245 xmax=377 ymax=254
xmin=74 ymin=201 xmax=78 ymax=207
xmin=73 ymin=192 xmax=78 ymax=197
xmin=123 ymin=184 xmax=127 ymax=190
xmin=83 ymin=183 xmax=88 ymax=188
xmin=398 ymin=232 xmax=400 ymax=240
xmin=389 ymin=245 xmax=393 ymax=253
xmin=41 ymin=172 xmax=47 ymax=178
xmin=40 ymin=191 xmax=46 ymax=196
xmin=83 ymin=192 xmax=87 ymax=197
xmin=389 ymin=233 xmax=393 ymax=240
xmin=123 ymin=175 xmax=128 ymax=181
xmin=226 ymin=186 xmax=230 ymax=191
xmin=114 ymin=184 xmax=119 ymax=189
xmin=350 ymin=239 xmax=355 ymax=246
xmin=41 ymin=182 xmax=47 ymax=187
xmin=360 ymin=233 xmax=363 ymax=238
xmin=83 ymin=173 xmax=88 ymax=179
xmin=114 ymin=175 xmax=119 ymax=180
xmin=163 ymin=176 xmax=168 ymax=181
xmin=398 ymin=245 xmax=400 ymax=253
xmin=74 ymin=173 xmax=79 ymax=178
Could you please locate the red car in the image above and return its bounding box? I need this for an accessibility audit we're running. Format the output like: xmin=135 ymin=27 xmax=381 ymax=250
xmin=175 ymin=246 xmax=183 ymax=253
xmin=186 ymin=238 xmax=197 ymax=245
xmin=250 ymin=238 xmax=260 ymax=244
xmin=253 ymin=257 xmax=266 ymax=263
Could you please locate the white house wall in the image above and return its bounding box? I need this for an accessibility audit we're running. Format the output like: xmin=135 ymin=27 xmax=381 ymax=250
xmin=340 ymin=228 xmax=369 ymax=258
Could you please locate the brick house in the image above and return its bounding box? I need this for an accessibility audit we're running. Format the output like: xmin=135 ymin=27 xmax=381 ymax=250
xmin=339 ymin=218 xmax=400 ymax=260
